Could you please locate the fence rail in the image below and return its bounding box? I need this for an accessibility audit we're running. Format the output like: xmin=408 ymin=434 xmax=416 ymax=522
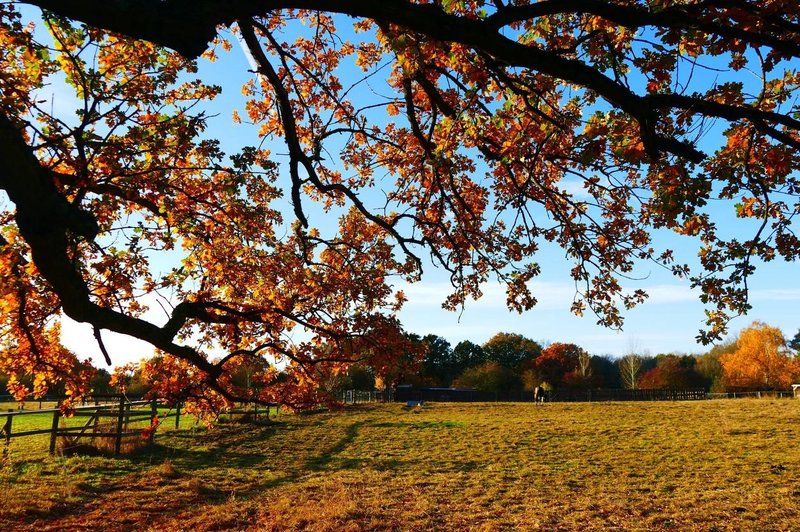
xmin=707 ymin=390 xmax=795 ymax=399
xmin=550 ymin=388 xmax=708 ymax=402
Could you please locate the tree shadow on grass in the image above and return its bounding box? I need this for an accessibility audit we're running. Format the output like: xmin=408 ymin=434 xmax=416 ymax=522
xmin=304 ymin=420 xmax=365 ymax=472
xmin=161 ymin=419 xmax=294 ymax=457
xmin=11 ymin=412 xmax=473 ymax=530
xmin=302 ymin=419 xmax=479 ymax=475
xmin=372 ymin=420 xmax=465 ymax=429
xmin=5 ymin=414 xmax=487 ymax=530
xmin=3 ymin=422 xmax=302 ymax=529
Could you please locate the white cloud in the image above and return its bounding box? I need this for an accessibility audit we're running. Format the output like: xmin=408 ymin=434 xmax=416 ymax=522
xmin=633 ymin=284 xmax=697 ymax=304
xmin=749 ymin=288 xmax=800 ymax=302
xmin=558 ymin=179 xmax=593 ymax=199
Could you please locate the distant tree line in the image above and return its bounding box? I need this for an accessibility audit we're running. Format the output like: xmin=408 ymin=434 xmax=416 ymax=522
xmin=0 ymin=367 xmax=115 ymax=399
xmin=3 ymin=321 xmax=799 ymax=401
xmin=327 ymin=321 xmax=800 ymax=395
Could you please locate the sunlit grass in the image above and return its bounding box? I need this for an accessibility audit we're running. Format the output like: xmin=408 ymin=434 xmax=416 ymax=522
xmin=2 ymin=400 xmax=800 ymax=530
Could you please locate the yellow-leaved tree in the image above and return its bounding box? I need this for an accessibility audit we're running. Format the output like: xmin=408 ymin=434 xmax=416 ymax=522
xmin=720 ymin=322 xmax=799 ymax=391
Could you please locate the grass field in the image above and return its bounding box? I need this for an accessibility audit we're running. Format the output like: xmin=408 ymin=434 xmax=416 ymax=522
xmin=2 ymin=400 xmax=800 ymax=531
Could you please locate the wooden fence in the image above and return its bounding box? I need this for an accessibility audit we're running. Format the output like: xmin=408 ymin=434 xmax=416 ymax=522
xmin=338 ymin=390 xmax=394 ymax=404
xmin=395 ymin=387 xmax=710 ymax=403
xmin=0 ymin=395 xmax=183 ymax=455
xmin=550 ymin=388 xmax=708 ymax=402
xmin=707 ymin=390 xmax=795 ymax=399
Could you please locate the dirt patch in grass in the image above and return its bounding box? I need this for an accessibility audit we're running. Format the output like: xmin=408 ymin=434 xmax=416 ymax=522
xmin=2 ymin=400 xmax=800 ymax=530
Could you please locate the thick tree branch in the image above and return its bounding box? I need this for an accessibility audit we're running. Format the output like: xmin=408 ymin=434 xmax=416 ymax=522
xmin=25 ymin=0 xmax=798 ymax=164
xmin=486 ymin=0 xmax=800 ymax=58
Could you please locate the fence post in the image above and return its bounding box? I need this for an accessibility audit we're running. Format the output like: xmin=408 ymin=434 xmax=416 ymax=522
xmin=49 ymin=409 xmax=61 ymax=455
xmin=114 ymin=395 xmax=125 ymax=455
xmin=3 ymin=410 xmax=12 ymax=444
xmin=91 ymin=408 xmax=100 ymax=443
xmin=149 ymin=398 xmax=158 ymax=444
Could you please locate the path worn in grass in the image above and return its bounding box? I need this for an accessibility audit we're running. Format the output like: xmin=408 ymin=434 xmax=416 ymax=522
xmin=2 ymin=400 xmax=799 ymax=530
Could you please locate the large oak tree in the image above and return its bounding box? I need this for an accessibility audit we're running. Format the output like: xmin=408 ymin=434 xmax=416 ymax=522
xmin=1 ymin=1 xmax=798 ymax=412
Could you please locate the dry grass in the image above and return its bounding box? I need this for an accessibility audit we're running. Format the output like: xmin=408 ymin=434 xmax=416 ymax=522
xmin=57 ymin=421 xmax=151 ymax=456
xmin=2 ymin=400 xmax=800 ymax=530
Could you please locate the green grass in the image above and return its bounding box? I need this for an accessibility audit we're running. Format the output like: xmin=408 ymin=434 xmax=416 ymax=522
xmin=2 ymin=400 xmax=800 ymax=530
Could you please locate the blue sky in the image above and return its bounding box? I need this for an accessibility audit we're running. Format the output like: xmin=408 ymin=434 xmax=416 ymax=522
xmin=34 ymin=16 xmax=799 ymax=365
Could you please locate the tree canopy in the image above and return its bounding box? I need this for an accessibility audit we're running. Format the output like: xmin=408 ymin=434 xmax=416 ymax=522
xmin=483 ymin=332 xmax=542 ymax=369
xmin=1 ymin=1 xmax=799 ymax=412
xmin=720 ymin=321 xmax=799 ymax=390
